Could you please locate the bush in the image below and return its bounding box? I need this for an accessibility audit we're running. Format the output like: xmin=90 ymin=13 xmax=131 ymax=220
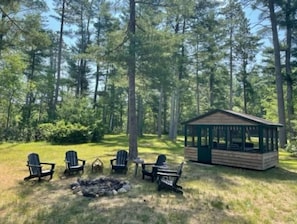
xmin=286 ymin=142 xmax=297 ymax=157
xmin=53 ymin=121 xmax=89 ymax=144
xmin=38 ymin=120 xmax=105 ymax=144
xmin=37 ymin=123 xmax=55 ymax=141
xmin=90 ymin=121 xmax=104 ymax=143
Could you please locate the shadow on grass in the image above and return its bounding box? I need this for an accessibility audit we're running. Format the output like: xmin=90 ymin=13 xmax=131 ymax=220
xmin=91 ymin=134 xmax=184 ymax=154
xmin=90 ymin=134 xmax=129 ymax=148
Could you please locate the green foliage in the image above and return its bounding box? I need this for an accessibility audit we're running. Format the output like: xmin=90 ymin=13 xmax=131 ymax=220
xmin=55 ymin=123 xmax=88 ymax=144
xmin=57 ymin=94 xmax=97 ymax=127
xmin=285 ymin=136 xmax=297 ymax=158
xmin=90 ymin=121 xmax=105 ymax=143
xmin=38 ymin=121 xmax=97 ymax=144
xmin=37 ymin=123 xmax=55 ymax=141
xmin=38 ymin=120 xmax=105 ymax=144
xmin=0 ymin=0 xmax=294 ymax=143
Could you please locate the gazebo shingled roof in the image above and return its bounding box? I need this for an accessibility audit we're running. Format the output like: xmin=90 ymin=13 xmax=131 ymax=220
xmin=182 ymin=109 xmax=283 ymax=127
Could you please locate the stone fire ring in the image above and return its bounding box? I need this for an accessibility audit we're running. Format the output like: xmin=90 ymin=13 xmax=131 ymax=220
xmin=70 ymin=177 xmax=131 ymax=198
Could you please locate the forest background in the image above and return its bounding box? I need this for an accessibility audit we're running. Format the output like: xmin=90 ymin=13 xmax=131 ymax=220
xmin=0 ymin=0 xmax=296 ymax=158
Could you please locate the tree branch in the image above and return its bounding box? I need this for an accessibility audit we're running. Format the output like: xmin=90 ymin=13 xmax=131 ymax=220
xmin=0 ymin=7 xmax=28 ymax=34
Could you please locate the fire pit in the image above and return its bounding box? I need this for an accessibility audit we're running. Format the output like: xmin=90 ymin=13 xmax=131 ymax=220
xmin=70 ymin=177 xmax=131 ymax=198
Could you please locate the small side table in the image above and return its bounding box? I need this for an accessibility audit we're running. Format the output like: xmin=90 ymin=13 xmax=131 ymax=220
xmin=133 ymin=158 xmax=144 ymax=177
xmin=91 ymin=157 xmax=104 ymax=173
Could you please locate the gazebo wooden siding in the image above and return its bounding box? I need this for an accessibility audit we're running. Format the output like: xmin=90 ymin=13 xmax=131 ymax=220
xmin=183 ymin=109 xmax=282 ymax=170
xmin=211 ymin=150 xmax=278 ymax=170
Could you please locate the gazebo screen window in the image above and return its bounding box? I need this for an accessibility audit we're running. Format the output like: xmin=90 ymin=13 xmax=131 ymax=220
xmin=213 ymin=126 xmax=259 ymax=151
xmin=201 ymin=128 xmax=209 ymax=147
xmin=186 ymin=125 xmax=198 ymax=147
xmin=263 ymin=127 xmax=278 ymax=152
xmin=246 ymin=126 xmax=259 ymax=149
xmin=229 ymin=126 xmax=243 ymax=150
xmin=213 ymin=126 xmax=227 ymax=149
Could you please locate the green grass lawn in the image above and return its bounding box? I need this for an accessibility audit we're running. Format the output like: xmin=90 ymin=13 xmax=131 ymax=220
xmin=1 ymin=134 xmax=297 ymax=224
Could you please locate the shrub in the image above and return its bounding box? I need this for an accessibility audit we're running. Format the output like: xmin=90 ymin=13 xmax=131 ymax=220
xmin=286 ymin=142 xmax=297 ymax=157
xmin=37 ymin=123 xmax=55 ymax=141
xmin=38 ymin=120 xmax=105 ymax=144
xmin=90 ymin=121 xmax=105 ymax=143
xmin=52 ymin=121 xmax=89 ymax=144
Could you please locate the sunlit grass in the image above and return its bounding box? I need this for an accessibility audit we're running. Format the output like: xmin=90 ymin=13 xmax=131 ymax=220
xmin=1 ymin=135 xmax=297 ymax=223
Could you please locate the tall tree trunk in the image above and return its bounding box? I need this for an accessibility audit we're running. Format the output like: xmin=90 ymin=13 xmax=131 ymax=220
xmin=169 ymin=18 xmax=185 ymax=142
xmin=285 ymin=0 xmax=293 ymax=141
xmin=128 ymin=0 xmax=138 ymax=159
xmin=163 ymin=93 xmax=167 ymax=134
xmin=169 ymin=91 xmax=176 ymax=140
xmin=243 ymin=59 xmax=248 ymax=114
xmin=54 ymin=0 xmax=66 ymax=115
xmin=209 ymin=67 xmax=215 ymax=107
xmin=229 ymin=19 xmax=233 ymax=110
xmin=195 ymin=55 xmax=200 ymax=115
xmin=6 ymin=94 xmax=13 ymax=129
xmin=93 ymin=18 xmax=101 ymax=109
xmin=137 ymin=94 xmax=143 ymax=137
xmin=157 ymin=86 xmax=163 ymax=138
xmin=93 ymin=64 xmax=100 ymax=109
xmin=268 ymin=0 xmax=287 ymax=147
xmin=0 ymin=12 xmax=6 ymax=55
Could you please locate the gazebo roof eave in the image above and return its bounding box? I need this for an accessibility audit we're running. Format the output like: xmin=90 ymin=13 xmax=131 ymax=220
xmin=185 ymin=123 xmax=283 ymax=127
xmin=181 ymin=109 xmax=283 ymax=127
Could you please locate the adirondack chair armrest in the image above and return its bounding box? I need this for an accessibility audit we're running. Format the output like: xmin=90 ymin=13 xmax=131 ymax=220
xmin=157 ymin=168 xmax=177 ymax=173
xmin=110 ymin=158 xmax=116 ymax=165
xmin=157 ymin=171 xmax=179 ymax=178
xmin=78 ymin=159 xmax=86 ymax=165
xmin=40 ymin=162 xmax=54 ymax=165
xmin=141 ymin=162 xmax=156 ymax=169
xmin=40 ymin=162 xmax=55 ymax=170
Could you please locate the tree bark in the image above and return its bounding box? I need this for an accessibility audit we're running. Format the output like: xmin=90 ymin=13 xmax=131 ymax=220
xmin=268 ymin=0 xmax=287 ymax=147
xmin=54 ymin=0 xmax=66 ymax=116
xmin=285 ymin=0 xmax=293 ymax=141
xmin=229 ymin=16 xmax=233 ymax=110
xmin=157 ymin=86 xmax=163 ymax=138
xmin=128 ymin=0 xmax=138 ymax=159
xmin=137 ymin=94 xmax=143 ymax=137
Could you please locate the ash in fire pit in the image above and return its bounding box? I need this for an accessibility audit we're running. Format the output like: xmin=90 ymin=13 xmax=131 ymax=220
xmin=70 ymin=177 xmax=131 ymax=198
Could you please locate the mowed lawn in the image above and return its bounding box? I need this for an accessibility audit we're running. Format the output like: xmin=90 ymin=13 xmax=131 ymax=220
xmin=1 ymin=134 xmax=297 ymax=224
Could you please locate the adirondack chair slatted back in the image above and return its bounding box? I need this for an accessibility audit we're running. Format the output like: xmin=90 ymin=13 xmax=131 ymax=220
xmin=155 ymin=154 xmax=166 ymax=166
xmin=116 ymin=150 xmax=128 ymax=165
xmin=151 ymin=154 xmax=167 ymax=178
xmin=66 ymin=150 xmax=78 ymax=167
xmin=172 ymin=162 xmax=184 ymax=186
xmin=28 ymin=153 xmax=41 ymax=175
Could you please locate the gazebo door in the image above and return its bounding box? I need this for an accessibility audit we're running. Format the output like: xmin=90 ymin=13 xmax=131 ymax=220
xmin=198 ymin=126 xmax=212 ymax=164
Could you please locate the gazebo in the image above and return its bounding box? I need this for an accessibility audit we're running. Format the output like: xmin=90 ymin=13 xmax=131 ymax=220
xmin=183 ymin=109 xmax=283 ymax=170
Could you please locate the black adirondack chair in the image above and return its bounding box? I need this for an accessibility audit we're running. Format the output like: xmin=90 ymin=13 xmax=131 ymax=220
xmin=110 ymin=150 xmax=128 ymax=173
xmin=156 ymin=162 xmax=184 ymax=194
xmin=64 ymin=150 xmax=86 ymax=175
xmin=142 ymin=154 xmax=167 ymax=182
xmin=24 ymin=153 xmax=55 ymax=181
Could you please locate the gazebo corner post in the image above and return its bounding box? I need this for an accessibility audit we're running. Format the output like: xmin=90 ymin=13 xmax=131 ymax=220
xmin=241 ymin=126 xmax=245 ymax=151
xmin=276 ymin=128 xmax=279 ymax=151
